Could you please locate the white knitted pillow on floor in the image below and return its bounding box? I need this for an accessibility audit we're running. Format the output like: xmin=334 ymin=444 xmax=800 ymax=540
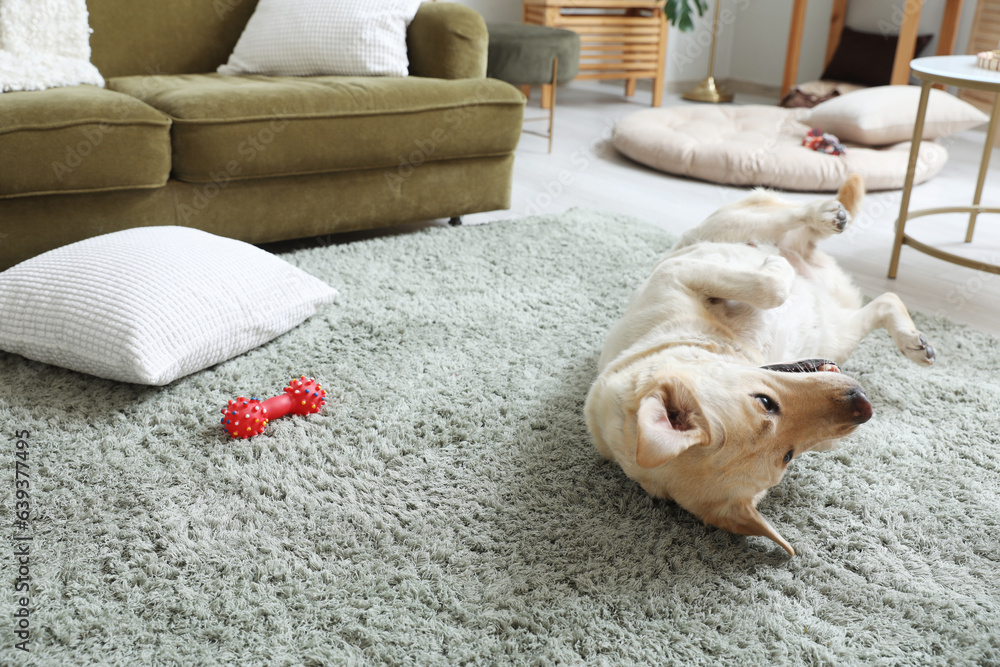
xmin=0 ymin=227 xmax=338 ymax=385
xmin=218 ymin=0 xmax=422 ymax=77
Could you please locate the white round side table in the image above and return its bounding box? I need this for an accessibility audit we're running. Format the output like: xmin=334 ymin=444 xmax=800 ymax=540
xmin=888 ymin=55 xmax=1000 ymax=278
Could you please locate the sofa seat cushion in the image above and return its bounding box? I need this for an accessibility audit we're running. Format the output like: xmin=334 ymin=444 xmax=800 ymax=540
xmin=106 ymin=74 xmax=525 ymax=184
xmin=0 ymin=85 xmax=172 ymax=199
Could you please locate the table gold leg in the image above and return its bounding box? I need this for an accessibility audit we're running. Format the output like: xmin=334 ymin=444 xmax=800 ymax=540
xmin=889 ymin=81 xmax=932 ymax=279
xmin=965 ymin=92 xmax=1000 ymax=243
xmin=548 ymin=57 xmax=558 ymax=154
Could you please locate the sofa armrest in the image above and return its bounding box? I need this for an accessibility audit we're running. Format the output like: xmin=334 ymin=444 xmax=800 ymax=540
xmin=407 ymin=3 xmax=488 ymax=79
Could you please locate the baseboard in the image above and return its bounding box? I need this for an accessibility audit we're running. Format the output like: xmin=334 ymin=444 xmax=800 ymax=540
xmin=598 ymin=77 xmax=781 ymax=102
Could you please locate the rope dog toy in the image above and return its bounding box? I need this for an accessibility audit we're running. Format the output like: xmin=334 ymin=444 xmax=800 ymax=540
xmin=221 ymin=375 xmax=326 ymax=439
xmin=803 ymin=127 xmax=847 ymax=156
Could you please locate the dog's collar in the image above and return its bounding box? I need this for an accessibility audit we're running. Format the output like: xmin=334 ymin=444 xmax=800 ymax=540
xmin=760 ymin=359 xmax=840 ymax=373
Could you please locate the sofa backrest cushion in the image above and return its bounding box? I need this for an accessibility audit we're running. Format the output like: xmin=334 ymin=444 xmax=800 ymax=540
xmin=88 ymin=0 xmax=260 ymax=77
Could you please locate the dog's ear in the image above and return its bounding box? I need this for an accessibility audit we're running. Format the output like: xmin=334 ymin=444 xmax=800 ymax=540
xmin=715 ymin=499 xmax=795 ymax=556
xmin=837 ymin=173 xmax=865 ymax=219
xmin=635 ymin=378 xmax=708 ymax=469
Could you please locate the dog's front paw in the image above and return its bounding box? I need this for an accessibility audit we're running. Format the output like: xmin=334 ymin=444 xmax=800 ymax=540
xmin=901 ymin=332 xmax=936 ymax=366
xmin=802 ymin=199 xmax=849 ymax=235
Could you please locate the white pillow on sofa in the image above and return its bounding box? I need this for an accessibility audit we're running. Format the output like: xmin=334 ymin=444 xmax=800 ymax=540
xmin=0 ymin=227 xmax=337 ymax=385
xmin=218 ymin=0 xmax=422 ymax=77
xmin=801 ymin=86 xmax=988 ymax=146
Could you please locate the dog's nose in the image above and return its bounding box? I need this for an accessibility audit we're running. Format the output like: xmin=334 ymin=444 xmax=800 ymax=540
xmin=846 ymin=386 xmax=873 ymax=423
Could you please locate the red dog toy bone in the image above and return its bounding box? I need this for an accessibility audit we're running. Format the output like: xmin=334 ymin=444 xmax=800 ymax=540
xmin=221 ymin=376 xmax=326 ymax=439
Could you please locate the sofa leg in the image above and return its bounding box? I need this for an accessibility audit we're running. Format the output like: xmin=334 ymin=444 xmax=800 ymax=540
xmin=448 ymin=216 xmax=463 ymax=226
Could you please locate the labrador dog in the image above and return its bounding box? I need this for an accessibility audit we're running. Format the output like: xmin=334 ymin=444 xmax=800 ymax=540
xmin=584 ymin=175 xmax=935 ymax=556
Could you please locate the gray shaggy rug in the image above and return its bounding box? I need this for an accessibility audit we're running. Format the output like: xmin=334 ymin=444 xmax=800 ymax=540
xmin=1 ymin=209 xmax=998 ymax=665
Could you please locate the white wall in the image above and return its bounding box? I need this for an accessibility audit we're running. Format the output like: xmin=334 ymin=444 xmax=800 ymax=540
xmin=458 ymin=0 xmax=519 ymax=23
xmin=455 ymin=0 xmax=980 ymax=90
xmin=727 ymin=0 xmax=830 ymax=88
xmin=663 ymin=1 xmax=737 ymax=85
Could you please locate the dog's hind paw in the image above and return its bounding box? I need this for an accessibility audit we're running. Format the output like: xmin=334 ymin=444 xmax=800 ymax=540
xmin=802 ymin=199 xmax=849 ymax=235
xmin=902 ymin=332 xmax=936 ymax=366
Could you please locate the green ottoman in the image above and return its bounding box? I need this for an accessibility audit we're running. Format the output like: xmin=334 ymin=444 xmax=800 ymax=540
xmin=486 ymin=22 xmax=580 ymax=152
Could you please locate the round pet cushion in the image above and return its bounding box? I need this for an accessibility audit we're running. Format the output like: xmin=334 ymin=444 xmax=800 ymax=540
xmin=612 ymin=105 xmax=948 ymax=192
xmin=486 ymin=22 xmax=581 ymax=85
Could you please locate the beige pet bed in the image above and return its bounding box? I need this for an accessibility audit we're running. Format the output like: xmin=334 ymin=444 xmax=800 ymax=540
xmin=612 ymin=105 xmax=947 ymax=192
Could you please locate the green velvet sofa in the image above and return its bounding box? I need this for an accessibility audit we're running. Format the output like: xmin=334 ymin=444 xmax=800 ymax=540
xmin=0 ymin=1 xmax=525 ymax=270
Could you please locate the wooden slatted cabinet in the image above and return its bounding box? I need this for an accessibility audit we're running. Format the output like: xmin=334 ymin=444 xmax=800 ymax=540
xmin=523 ymin=0 xmax=668 ymax=107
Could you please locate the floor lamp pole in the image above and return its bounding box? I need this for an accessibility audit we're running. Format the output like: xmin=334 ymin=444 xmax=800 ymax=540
xmin=682 ymin=0 xmax=733 ymax=103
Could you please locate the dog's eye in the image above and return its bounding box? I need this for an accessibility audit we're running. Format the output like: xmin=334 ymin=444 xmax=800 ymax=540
xmin=783 ymin=449 xmax=794 ymax=465
xmin=754 ymin=394 xmax=780 ymax=414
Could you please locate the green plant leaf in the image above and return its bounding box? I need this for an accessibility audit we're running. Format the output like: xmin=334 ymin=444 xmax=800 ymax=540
xmin=665 ymin=0 xmax=709 ymax=32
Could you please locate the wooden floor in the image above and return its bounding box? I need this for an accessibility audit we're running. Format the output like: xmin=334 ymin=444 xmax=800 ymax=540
xmin=468 ymin=80 xmax=1000 ymax=337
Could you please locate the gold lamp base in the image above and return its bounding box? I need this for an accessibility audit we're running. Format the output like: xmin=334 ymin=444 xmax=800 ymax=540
xmin=682 ymin=76 xmax=733 ymax=103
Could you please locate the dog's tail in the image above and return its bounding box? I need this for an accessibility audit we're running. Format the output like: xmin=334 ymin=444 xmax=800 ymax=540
xmin=837 ymin=174 xmax=865 ymax=219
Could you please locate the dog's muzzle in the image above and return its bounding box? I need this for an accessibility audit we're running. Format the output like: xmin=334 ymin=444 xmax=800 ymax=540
xmin=761 ymin=359 xmax=872 ymax=423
